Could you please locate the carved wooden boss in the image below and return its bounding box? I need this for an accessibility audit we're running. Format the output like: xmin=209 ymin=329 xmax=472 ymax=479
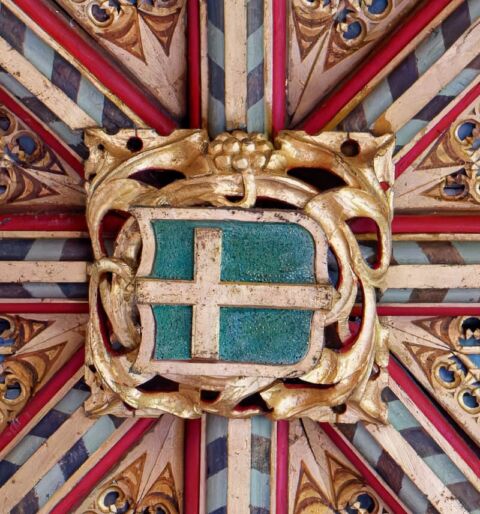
xmin=85 ymin=129 xmax=394 ymax=422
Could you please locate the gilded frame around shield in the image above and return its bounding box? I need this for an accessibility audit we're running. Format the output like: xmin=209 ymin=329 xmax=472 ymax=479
xmin=84 ymin=128 xmax=394 ymax=422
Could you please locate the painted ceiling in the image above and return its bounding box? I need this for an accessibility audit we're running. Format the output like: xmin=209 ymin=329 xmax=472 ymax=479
xmin=0 ymin=0 xmax=479 ymax=513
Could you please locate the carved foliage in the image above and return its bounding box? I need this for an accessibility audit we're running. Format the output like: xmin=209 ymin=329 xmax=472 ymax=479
xmin=409 ymin=316 xmax=480 ymax=418
xmin=0 ymin=106 xmax=84 ymax=211
xmin=292 ymin=0 xmax=394 ymax=67
xmin=85 ymin=128 xmax=394 ymax=422
xmin=68 ymin=0 xmax=184 ymax=60
xmin=83 ymin=454 xmax=180 ymax=514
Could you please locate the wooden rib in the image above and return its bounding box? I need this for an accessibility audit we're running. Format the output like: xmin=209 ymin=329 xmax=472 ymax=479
xmin=0 ymin=407 xmax=97 ymax=512
xmin=0 ymin=231 xmax=88 ymax=238
xmin=359 ymin=233 xmax=480 ymax=242
xmin=227 ymin=418 xmax=252 ymax=514
xmin=0 ymin=85 xmax=84 ymax=177
xmin=38 ymin=418 xmax=138 ymax=514
xmin=365 ymin=423 xmax=468 ymax=513
xmin=0 ymin=262 xmax=87 ymax=283
xmin=224 ymin=0 xmax=247 ymax=130
xmin=301 ymin=0 xmax=463 ymax=132
xmin=384 ymin=265 xmax=478 ymax=289
xmin=373 ymin=19 xmax=480 ymax=135
xmin=0 ymin=38 xmax=95 ymax=130
xmin=263 ymin=0 xmax=273 ymax=136
xmin=5 ymin=0 xmax=148 ymax=128
xmin=389 ymin=379 xmax=480 ymax=488
xmin=394 ymin=74 xmax=480 ymax=165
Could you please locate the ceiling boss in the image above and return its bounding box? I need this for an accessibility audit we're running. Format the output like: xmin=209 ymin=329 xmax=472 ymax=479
xmin=84 ymin=128 xmax=394 ymax=422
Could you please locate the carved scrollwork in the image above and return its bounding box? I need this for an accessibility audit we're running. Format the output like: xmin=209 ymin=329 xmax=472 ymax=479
xmin=68 ymin=0 xmax=184 ymax=60
xmin=85 ymin=128 xmax=394 ymax=422
xmin=292 ymin=0 xmax=394 ymax=65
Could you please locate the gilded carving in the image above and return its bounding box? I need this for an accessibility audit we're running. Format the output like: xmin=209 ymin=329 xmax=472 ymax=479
xmin=0 ymin=314 xmax=51 ymax=355
xmin=85 ymin=128 xmax=394 ymax=421
xmin=292 ymin=0 xmax=394 ymax=66
xmin=67 ymin=0 xmax=184 ymax=60
xmin=420 ymin=108 xmax=480 ymax=205
xmin=408 ymin=316 xmax=480 ymax=417
xmin=294 ymin=457 xmax=380 ymax=513
xmin=0 ymin=345 xmax=64 ymax=430
xmin=0 ymin=106 xmax=85 ymax=211
xmin=83 ymin=454 xmax=180 ymax=514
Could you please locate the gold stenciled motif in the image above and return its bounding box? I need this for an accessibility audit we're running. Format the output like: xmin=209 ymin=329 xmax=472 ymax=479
xmin=85 ymin=128 xmax=394 ymax=422
xmin=0 ymin=345 xmax=64 ymax=431
xmin=67 ymin=0 xmax=184 ymax=60
xmin=82 ymin=455 xmax=180 ymax=514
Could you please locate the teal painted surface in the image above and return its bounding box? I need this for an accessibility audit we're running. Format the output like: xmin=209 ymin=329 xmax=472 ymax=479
xmin=151 ymin=218 xmax=315 ymax=364
xmin=151 ymin=219 xmax=315 ymax=283
xmin=153 ymin=305 xmax=192 ymax=360
xmin=219 ymin=308 xmax=312 ymax=364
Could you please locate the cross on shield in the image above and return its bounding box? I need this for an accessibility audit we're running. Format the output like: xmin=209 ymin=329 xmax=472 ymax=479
xmin=132 ymin=208 xmax=335 ymax=378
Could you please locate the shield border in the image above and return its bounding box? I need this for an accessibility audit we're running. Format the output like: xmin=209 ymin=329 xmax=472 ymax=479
xmin=130 ymin=207 xmax=332 ymax=378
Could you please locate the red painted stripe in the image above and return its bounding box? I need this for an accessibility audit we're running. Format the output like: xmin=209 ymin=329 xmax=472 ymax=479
xmin=0 ymin=348 xmax=84 ymax=453
xmin=0 ymin=303 xmax=89 ymax=314
xmin=15 ymin=0 xmax=176 ymax=135
xmin=0 ymin=87 xmax=84 ymax=177
xmin=0 ymin=214 xmax=87 ymax=232
xmin=50 ymin=418 xmax=157 ymax=514
xmin=351 ymin=215 xmax=480 ymax=234
xmin=389 ymin=358 xmax=480 ymax=479
xmin=320 ymin=423 xmax=408 ymax=514
xmin=372 ymin=305 xmax=480 ymax=316
xmin=300 ymin=0 xmax=453 ymax=133
xmin=0 ymin=213 xmax=124 ymax=233
xmin=187 ymin=0 xmax=202 ymax=129
xmin=184 ymin=419 xmax=202 ymax=514
xmin=396 ymin=82 xmax=480 ymax=177
xmin=272 ymin=0 xmax=287 ymax=135
xmin=276 ymin=420 xmax=289 ymax=514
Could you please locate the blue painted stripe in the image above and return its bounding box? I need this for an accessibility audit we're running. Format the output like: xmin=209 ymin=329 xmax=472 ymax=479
xmin=207 ymin=0 xmax=226 ymax=137
xmin=206 ymin=415 xmax=228 ymax=514
xmin=250 ymin=416 xmax=271 ymax=511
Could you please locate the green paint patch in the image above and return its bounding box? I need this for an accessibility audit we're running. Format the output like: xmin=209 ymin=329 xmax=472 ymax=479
xmin=151 ymin=219 xmax=315 ymax=283
xmin=219 ymin=308 xmax=312 ymax=364
xmin=153 ymin=305 xmax=192 ymax=360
